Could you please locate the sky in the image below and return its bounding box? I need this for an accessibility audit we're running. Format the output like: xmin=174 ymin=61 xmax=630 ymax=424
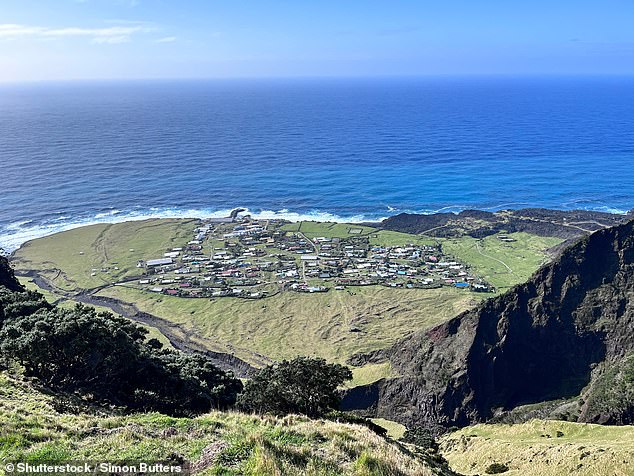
xmin=1 ymin=0 xmax=634 ymax=82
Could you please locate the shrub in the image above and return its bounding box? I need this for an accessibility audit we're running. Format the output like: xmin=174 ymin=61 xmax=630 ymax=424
xmin=238 ymin=357 xmax=352 ymax=417
xmin=400 ymin=427 xmax=438 ymax=451
xmin=0 ymin=288 xmax=50 ymax=326
xmin=0 ymin=303 xmax=242 ymax=415
xmin=485 ymin=462 xmax=509 ymax=474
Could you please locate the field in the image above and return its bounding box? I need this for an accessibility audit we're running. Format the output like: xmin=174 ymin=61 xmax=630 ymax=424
xmin=96 ymin=284 xmax=476 ymax=367
xmin=440 ymin=232 xmax=563 ymax=291
xmin=11 ymin=218 xmax=561 ymax=383
xmin=12 ymin=219 xmax=197 ymax=291
xmin=440 ymin=420 xmax=634 ymax=476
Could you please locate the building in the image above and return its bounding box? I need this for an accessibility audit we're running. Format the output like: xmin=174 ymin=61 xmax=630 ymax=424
xmin=146 ymin=258 xmax=173 ymax=267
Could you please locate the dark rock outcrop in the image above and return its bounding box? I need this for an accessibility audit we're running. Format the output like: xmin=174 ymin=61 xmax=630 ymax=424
xmin=351 ymin=219 xmax=634 ymax=427
xmin=0 ymin=256 xmax=23 ymax=292
xmin=381 ymin=208 xmax=629 ymax=240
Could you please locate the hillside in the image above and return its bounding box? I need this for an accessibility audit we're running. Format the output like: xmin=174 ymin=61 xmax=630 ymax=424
xmin=0 ymin=373 xmax=455 ymax=476
xmin=0 ymin=254 xmax=458 ymax=476
xmin=5 ymin=368 xmax=632 ymax=476
xmin=439 ymin=420 xmax=634 ymax=476
xmin=347 ymin=218 xmax=634 ymax=428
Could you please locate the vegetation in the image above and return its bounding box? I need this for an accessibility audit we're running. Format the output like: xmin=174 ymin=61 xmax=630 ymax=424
xmin=370 ymin=419 xmax=407 ymax=440
xmin=581 ymin=354 xmax=634 ymax=424
xmin=0 ymin=284 xmax=242 ymax=416
xmin=439 ymin=419 xmax=634 ymax=476
xmin=0 ymin=373 xmax=451 ymax=475
xmin=280 ymin=221 xmax=378 ymax=239
xmin=239 ymin=357 xmax=352 ymax=417
xmin=485 ymin=462 xmax=509 ymax=474
xmin=96 ymin=284 xmax=476 ymax=368
xmin=348 ymin=362 xmax=396 ymax=388
xmin=400 ymin=428 xmax=439 ymax=451
xmin=0 ymin=287 xmax=50 ymax=325
xmin=440 ymin=232 xmax=562 ymax=291
xmin=18 ymin=277 xmax=174 ymax=349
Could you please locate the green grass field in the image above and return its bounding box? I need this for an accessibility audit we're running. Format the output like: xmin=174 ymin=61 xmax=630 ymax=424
xmin=348 ymin=363 xmax=396 ymax=388
xmin=440 ymin=232 xmax=562 ymax=291
xmin=440 ymin=420 xmax=634 ymax=476
xmin=12 ymin=219 xmax=197 ymax=291
xmin=281 ymin=221 xmax=438 ymax=247
xmin=280 ymin=221 xmax=378 ymax=239
xmin=370 ymin=419 xmax=407 ymax=440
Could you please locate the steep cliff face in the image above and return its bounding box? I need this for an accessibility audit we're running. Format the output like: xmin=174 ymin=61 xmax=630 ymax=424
xmin=0 ymin=256 xmax=23 ymax=292
xmin=364 ymin=219 xmax=634 ymax=428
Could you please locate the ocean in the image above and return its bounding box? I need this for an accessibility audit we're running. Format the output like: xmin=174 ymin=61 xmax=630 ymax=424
xmin=1 ymin=76 xmax=633 ymax=252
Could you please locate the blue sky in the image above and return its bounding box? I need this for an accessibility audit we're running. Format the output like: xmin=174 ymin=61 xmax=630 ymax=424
xmin=1 ymin=0 xmax=633 ymax=81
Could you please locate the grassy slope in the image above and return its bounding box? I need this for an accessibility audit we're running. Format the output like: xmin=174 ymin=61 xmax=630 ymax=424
xmin=440 ymin=232 xmax=562 ymax=292
xmin=12 ymin=219 xmax=197 ymax=291
xmin=440 ymin=420 xmax=634 ymax=476
xmin=0 ymin=374 xmax=448 ymax=476
xmin=3 ymin=373 xmax=632 ymax=476
xmin=370 ymin=419 xmax=407 ymax=440
xmin=97 ymin=284 xmax=476 ymax=367
xmin=349 ymin=363 xmax=396 ymax=388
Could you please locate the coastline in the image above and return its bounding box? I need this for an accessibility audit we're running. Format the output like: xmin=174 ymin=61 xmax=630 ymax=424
xmin=2 ymin=204 xmax=631 ymax=255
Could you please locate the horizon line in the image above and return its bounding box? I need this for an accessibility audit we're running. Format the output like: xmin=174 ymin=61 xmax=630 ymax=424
xmin=2 ymin=72 xmax=634 ymax=85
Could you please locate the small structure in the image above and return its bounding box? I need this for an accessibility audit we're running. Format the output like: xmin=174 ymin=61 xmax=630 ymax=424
xmin=146 ymin=258 xmax=173 ymax=267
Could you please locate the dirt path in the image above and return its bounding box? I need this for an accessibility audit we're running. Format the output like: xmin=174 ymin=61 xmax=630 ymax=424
xmin=475 ymin=242 xmax=513 ymax=273
xmin=297 ymin=231 xmax=318 ymax=253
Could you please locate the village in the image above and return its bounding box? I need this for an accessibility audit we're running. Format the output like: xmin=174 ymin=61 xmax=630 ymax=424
xmin=127 ymin=217 xmax=493 ymax=299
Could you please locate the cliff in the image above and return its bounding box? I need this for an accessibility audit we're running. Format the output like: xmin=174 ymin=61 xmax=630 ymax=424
xmin=348 ymin=219 xmax=634 ymax=428
xmin=0 ymin=256 xmax=23 ymax=292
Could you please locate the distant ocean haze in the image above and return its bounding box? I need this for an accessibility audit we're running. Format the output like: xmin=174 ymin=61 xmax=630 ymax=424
xmin=1 ymin=76 xmax=634 ymax=251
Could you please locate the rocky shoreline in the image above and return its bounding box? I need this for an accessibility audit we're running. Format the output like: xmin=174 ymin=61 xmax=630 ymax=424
xmin=378 ymin=207 xmax=631 ymax=240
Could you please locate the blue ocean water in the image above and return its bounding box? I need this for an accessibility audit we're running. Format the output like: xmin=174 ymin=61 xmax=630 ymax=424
xmin=1 ymin=76 xmax=634 ymax=251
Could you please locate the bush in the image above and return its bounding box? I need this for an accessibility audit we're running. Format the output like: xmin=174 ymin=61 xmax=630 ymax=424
xmin=485 ymin=462 xmax=509 ymax=474
xmin=400 ymin=427 xmax=438 ymax=451
xmin=0 ymin=303 xmax=242 ymax=415
xmin=238 ymin=357 xmax=352 ymax=417
xmin=0 ymin=288 xmax=50 ymax=326
xmin=135 ymin=349 xmax=243 ymax=414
